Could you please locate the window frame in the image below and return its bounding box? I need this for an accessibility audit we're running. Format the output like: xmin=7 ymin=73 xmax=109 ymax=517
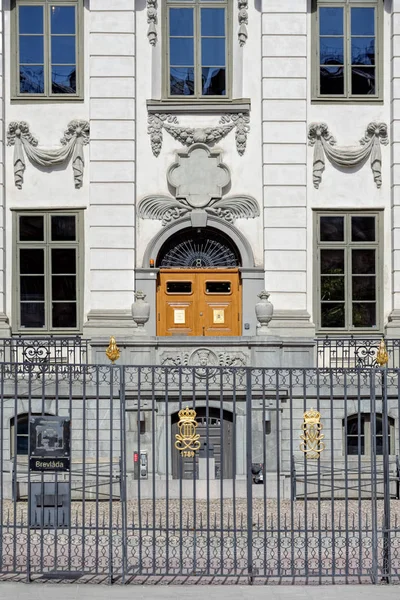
xmin=11 ymin=0 xmax=83 ymax=101
xmin=343 ymin=413 xmax=395 ymax=456
xmin=12 ymin=209 xmax=84 ymax=334
xmin=312 ymin=0 xmax=383 ymax=102
xmin=163 ymin=0 xmax=232 ymax=101
xmin=314 ymin=210 xmax=383 ymax=334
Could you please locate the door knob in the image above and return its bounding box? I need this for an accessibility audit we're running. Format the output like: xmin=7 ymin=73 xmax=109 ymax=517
xmin=200 ymin=312 xmax=203 ymax=316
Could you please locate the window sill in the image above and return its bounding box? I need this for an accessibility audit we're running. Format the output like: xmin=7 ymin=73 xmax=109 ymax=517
xmin=147 ymin=98 xmax=251 ymax=114
xmin=311 ymin=97 xmax=383 ymax=105
xmin=11 ymin=96 xmax=84 ymax=104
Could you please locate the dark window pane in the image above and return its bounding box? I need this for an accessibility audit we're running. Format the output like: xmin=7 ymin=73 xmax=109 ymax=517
xmin=19 ymin=216 xmax=44 ymax=241
xmin=376 ymin=416 xmax=383 ymax=435
xmin=52 ymin=66 xmax=76 ymax=93
xmin=17 ymin=436 xmax=29 ymax=455
xmin=352 ymin=38 xmax=375 ymax=65
xmin=320 ymin=216 xmax=344 ymax=241
xmin=202 ymin=38 xmax=225 ymax=66
xmin=347 ymin=417 xmax=365 ymax=435
xmin=352 ymin=302 xmax=376 ymax=327
xmin=320 ymin=66 xmax=344 ymax=95
xmin=51 ymin=249 xmax=76 ymax=274
xmin=321 ymin=276 xmax=344 ymax=301
xmin=321 ymin=249 xmax=344 ymax=274
xmin=20 ymin=249 xmax=44 ymax=274
xmin=352 ymin=276 xmax=376 ymax=301
xmin=51 ymin=216 xmax=76 ymax=241
xmin=347 ymin=436 xmax=365 ymax=455
xmin=52 ymin=302 xmax=76 ymax=328
xmin=376 ymin=437 xmax=383 ymax=455
xmin=20 ymin=66 xmax=44 ymax=93
xmin=20 ymin=276 xmax=45 ymax=301
xmin=201 ymin=8 xmax=225 ymax=36
xmin=169 ymin=8 xmax=193 ymax=36
xmin=20 ymin=302 xmax=45 ymax=328
xmin=170 ymin=67 xmax=194 ymax=95
xmin=19 ymin=35 xmax=44 ymax=64
xmin=51 ymin=36 xmax=75 ymax=64
xmin=202 ymin=67 xmax=225 ymax=95
xmin=351 ymin=7 xmax=375 ymax=36
xmin=52 ymin=275 xmax=76 ymax=301
xmin=321 ymin=303 xmax=345 ymax=328
xmin=19 ymin=5 xmax=43 ymax=34
xmin=320 ymin=7 xmax=343 ymax=35
xmin=320 ymin=37 xmax=344 ymax=65
xmin=51 ymin=6 xmax=76 ymax=35
xmin=206 ymin=282 xmax=231 ymax=294
xmin=170 ymin=38 xmax=194 ymax=66
xmin=352 ymin=66 xmax=375 ymax=95
xmin=351 ymin=216 xmax=375 ymax=241
xmin=352 ymin=249 xmax=375 ymax=274
xmin=17 ymin=417 xmax=29 ymax=435
xmin=166 ymin=281 xmax=192 ymax=293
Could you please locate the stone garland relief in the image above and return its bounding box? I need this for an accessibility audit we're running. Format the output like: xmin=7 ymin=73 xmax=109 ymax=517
xmin=308 ymin=122 xmax=388 ymax=189
xmin=138 ymin=143 xmax=259 ymax=226
xmin=161 ymin=348 xmax=248 ymax=376
xmin=7 ymin=120 xmax=90 ymax=189
xmin=238 ymin=1 xmax=248 ymax=46
xmin=147 ymin=0 xmax=157 ymax=46
xmin=147 ymin=112 xmax=250 ymax=157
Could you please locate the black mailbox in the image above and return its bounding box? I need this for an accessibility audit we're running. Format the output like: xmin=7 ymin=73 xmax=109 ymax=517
xmin=30 ymin=482 xmax=70 ymax=528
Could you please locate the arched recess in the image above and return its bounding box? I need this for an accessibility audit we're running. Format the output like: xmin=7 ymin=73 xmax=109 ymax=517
xmin=171 ymin=407 xmax=233 ymax=479
xmin=142 ymin=215 xmax=255 ymax=269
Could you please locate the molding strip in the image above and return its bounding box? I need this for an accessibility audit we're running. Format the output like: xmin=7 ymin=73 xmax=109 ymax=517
xmin=147 ymin=0 xmax=158 ymax=46
xmin=238 ymin=1 xmax=248 ymax=46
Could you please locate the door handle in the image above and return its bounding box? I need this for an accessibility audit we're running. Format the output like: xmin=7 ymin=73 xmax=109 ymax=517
xmin=202 ymin=327 xmax=205 ymax=336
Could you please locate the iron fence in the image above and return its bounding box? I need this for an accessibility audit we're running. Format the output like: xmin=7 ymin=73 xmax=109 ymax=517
xmin=0 ymin=337 xmax=89 ymax=366
xmin=0 ymin=364 xmax=399 ymax=584
xmin=315 ymin=337 xmax=400 ymax=369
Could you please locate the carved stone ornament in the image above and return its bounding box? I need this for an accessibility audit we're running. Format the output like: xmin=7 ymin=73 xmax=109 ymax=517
xmin=308 ymin=122 xmax=388 ymax=189
xmin=161 ymin=348 xmax=248 ymax=378
xmin=7 ymin=120 xmax=90 ymax=189
xmin=138 ymin=143 xmax=260 ymax=226
xmin=148 ymin=112 xmax=250 ymax=157
xmin=238 ymin=1 xmax=248 ymax=46
xmin=147 ymin=0 xmax=158 ymax=46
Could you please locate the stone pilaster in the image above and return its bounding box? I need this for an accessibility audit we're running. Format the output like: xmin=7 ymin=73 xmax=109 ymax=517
xmin=84 ymin=0 xmax=136 ymax=338
xmin=387 ymin=0 xmax=400 ymax=335
xmin=261 ymin=0 xmax=313 ymax=337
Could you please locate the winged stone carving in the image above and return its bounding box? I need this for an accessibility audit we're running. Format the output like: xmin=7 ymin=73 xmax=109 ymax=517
xmin=138 ymin=195 xmax=190 ymax=226
xmin=207 ymin=195 xmax=260 ymax=223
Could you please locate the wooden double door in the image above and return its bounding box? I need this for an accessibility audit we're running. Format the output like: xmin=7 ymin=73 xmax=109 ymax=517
xmin=157 ymin=269 xmax=241 ymax=336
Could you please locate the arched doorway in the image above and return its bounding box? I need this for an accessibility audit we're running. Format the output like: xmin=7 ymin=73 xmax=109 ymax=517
xmin=156 ymin=228 xmax=242 ymax=336
xmin=171 ymin=407 xmax=234 ymax=480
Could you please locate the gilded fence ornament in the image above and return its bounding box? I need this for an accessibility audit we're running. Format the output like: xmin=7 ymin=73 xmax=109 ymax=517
xmin=105 ymin=336 xmax=120 ymax=364
xmin=175 ymin=406 xmax=201 ymax=458
xmin=300 ymin=408 xmax=325 ymax=459
xmin=375 ymin=338 xmax=389 ymax=367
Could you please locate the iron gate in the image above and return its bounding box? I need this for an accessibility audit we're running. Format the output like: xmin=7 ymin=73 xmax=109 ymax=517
xmin=0 ymin=363 xmax=400 ymax=584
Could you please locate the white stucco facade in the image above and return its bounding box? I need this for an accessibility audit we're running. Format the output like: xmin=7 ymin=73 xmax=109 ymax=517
xmin=0 ymin=0 xmax=397 ymax=363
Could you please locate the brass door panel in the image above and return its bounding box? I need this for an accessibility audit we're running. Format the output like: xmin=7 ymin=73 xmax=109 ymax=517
xmin=157 ymin=269 xmax=241 ymax=336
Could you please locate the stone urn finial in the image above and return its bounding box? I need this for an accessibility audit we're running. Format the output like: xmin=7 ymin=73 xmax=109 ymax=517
xmin=255 ymin=290 xmax=274 ymax=335
xmin=132 ymin=290 xmax=150 ymax=334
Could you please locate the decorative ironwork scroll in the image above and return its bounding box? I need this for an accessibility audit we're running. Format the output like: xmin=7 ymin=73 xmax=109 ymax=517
xmin=175 ymin=406 xmax=201 ymax=458
xmin=300 ymin=408 xmax=325 ymax=459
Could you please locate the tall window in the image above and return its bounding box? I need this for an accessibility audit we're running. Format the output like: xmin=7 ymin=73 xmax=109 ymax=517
xmin=315 ymin=212 xmax=381 ymax=332
xmin=165 ymin=0 xmax=229 ymax=98
xmin=14 ymin=211 xmax=83 ymax=333
xmin=12 ymin=0 xmax=82 ymax=98
xmin=345 ymin=414 xmax=394 ymax=456
xmin=314 ymin=0 xmax=381 ymax=100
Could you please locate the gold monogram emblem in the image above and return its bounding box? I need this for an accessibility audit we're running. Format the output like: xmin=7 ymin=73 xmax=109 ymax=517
xmin=175 ymin=406 xmax=201 ymax=458
xmin=300 ymin=408 xmax=325 ymax=459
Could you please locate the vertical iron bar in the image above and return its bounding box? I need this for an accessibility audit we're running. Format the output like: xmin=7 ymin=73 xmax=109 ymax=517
xmin=289 ymin=370 xmax=295 ymax=580
xmin=344 ymin=370 xmax=349 ymax=583
xmin=95 ymin=366 xmax=100 ymax=575
xmin=108 ymin=365 xmax=114 ymax=583
xmin=120 ymin=366 xmax=127 ymax=582
xmin=151 ymin=367 xmax=156 ymax=576
xmin=0 ymin=364 xmax=4 ymax=575
xmin=370 ymin=369 xmax=378 ymax=583
xmin=219 ymin=367 xmax=224 ymax=576
xmin=164 ymin=368 xmax=169 ymax=575
xmin=82 ymin=364 xmax=87 ymax=575
xmin=275 ymin=369 xmax=281 ymax=578
xmin=137 ymin=367 xmax=142 ymax=576
xmin=205 ymin=368 xmax=210 ymax=575
xmin=329 ymin=370 xmax=335 ymax=582
xmin=381 ymin=368 xmax=391 ymax=583
xmin=316 ymin=369 xmax=322 ymax=584
xmin=232 ymin=369 xmax=237 ymax=576
xmin=246 ymin=369 xmax=253 ymax=584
